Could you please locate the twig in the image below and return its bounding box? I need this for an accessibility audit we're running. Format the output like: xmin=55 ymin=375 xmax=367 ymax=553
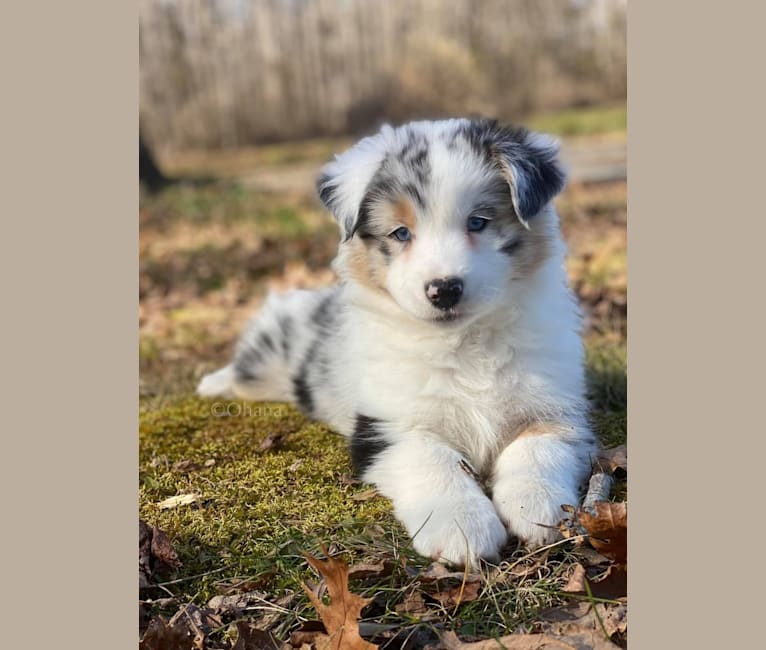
xmin=581 ymin=471 xmax=615 ymax=515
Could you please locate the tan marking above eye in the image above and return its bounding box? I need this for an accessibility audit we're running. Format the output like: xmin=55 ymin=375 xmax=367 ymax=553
xmin=392 ymin=197 xmax=417 ymax=231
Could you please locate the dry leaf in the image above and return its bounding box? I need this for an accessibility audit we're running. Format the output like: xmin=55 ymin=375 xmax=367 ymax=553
xmin=578 ymin=502 xmax=627 ymax=564
xmin=395 ymin=591 xmax=430 ymax=616
xmin=596 ymin=445 xmax=627 ymax=475
xmin=157 ymin=493 xmax=201 ymax=510
xmin=560 ymin=562 xmax=627 ymax=600
xmin=168 ymin=603 xmax=223 ymax=639
xmin=207 ymin=589 xmax=268 ymax=615
xmin=563 ymin=563 xmax=588 ymax=594
xmin=140 ymin=519 xmax=154 ymax=588
xmin=290 ymin=621 xmax=330 ymax=648
xmin=151 ymin=525 xmax=182 ymax=573
xmin=419 ymin=562 xmax=482 ymax=584
xmin=140 ymin=616 xmax=195 ymax=650
xmin=438 ymin=629 xmax=620 ymax=649
xmin=573 ymin=547 xmax=612 ymax=567
xmin=347 ymin=560 xmax=395 ymax=581
xmin=430 ymin=580 xmax=481 ymax=608
xmin=302 ymin=547 xmax=378 ymax=650
xmin=140 ymin=519 xmax=182 ymax=588
xmin=589 ymin=564 xmax=627 ymax=600
xmin=539 ymin=601 xmax=627 ymax=639
xmin=231 ymin=621 xmax=278 ymax=650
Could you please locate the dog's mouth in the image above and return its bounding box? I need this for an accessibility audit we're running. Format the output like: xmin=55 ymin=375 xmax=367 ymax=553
xmin=431 ymin=310 xmax=463 ymax=324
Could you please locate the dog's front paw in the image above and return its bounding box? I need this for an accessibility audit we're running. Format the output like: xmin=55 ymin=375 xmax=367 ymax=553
xmin=398 ymin=494 xmax=508 ymax=568
xmin=492 ymin=476 xmax=578 ymax=548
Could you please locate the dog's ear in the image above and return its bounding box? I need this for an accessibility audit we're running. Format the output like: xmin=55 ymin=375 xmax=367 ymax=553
xmin=470 ymin=121 xmax=567 ymax=227
xmin=316 ymin=128 xmax=391 ymax=240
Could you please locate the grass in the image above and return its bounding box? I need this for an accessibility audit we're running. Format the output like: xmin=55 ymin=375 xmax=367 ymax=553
xmin=139 ymin=120 xmax=627 ymax=645
xmin=527 ymin=104 xmax=626 ymax=138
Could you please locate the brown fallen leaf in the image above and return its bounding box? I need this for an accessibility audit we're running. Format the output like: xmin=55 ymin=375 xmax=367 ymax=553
xmin=140 ymin=519 xmax=182 ymax=588
xmin=168 ymin=603 xmax=223 ymax=645
xmin=140 ymin=519 xmax=154 ymax=588
xmin=438 ymin=629 xmax=620 ymax=649
xmin=231 ymin=620 xmax=279 ymax=649
xmin=430 ymin=581 xmax=481 ymax=609
xmin=596 ymin=445 xmax=627 ymax=475
xmin=419 ymin=562 xmax=482 ymax=584
xmin=140 ymin=616 xmax=195 ymax=650
xmin=302 ymin=547 xmax=378 ymax=650
xmin=578 ymin=502 xmax=627 ymax=565
xmin=562 ymin=563 xmax=588 ymax=593
xmin=539 ymin=600 xmax=627 ymax=639
xmin=395 ymin=591 xmax=431 ymax=616
xmin=560 ymin=562 xmax=627 ymax=600
xmin=589 ymin=564 xmax=627 ymax=601
xmin=573 ymin=546 xmax=612 ymax=567
xmin=207 ymin=589 xmax=268 ymax=615
xmin=290 ymin=621 xmax=330 ymax=648
xmin=347 ymin=560 xmax=396 ymax=581
xmin=151 ymin=525 xmax=182 ymax=573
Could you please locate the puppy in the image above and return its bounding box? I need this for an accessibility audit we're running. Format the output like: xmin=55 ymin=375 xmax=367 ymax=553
xmin=198 ymin=118 xmax=598 ymax=568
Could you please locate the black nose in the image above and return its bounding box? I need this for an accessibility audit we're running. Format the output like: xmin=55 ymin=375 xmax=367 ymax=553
xmin=425 ymin=277 xmax=464 ymax=310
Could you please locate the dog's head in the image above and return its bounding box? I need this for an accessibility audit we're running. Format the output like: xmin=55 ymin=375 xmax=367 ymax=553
xmin=317 ymin=119 xmax=566 ymax=324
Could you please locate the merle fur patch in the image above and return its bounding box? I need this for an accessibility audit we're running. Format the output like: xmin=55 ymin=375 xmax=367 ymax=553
xmin=350 ymin=415 xmax=389 ymax=475
xmin=233 ymin=345 xmax=262 ymax=382
xmin=458 ymin=119 xmax=566 ymax=222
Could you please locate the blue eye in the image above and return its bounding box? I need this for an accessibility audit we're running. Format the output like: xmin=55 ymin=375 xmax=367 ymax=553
xmin=467 ymin=215 xmax=489 ymax=232
xmin=390 ymin=226 xmax=411 ymax=242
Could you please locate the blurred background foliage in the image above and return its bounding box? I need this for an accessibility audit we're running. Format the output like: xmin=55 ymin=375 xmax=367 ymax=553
xmin=140 ymin=0 xmax=626 ymax=151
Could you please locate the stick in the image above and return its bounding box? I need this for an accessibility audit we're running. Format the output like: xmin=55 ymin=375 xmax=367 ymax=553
xmin=581 ymin=472 xmax=615 ymax=515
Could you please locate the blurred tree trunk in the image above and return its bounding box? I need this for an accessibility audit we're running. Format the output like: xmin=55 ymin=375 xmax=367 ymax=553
xmin=139 ymin=132 xmax=167 ymax=192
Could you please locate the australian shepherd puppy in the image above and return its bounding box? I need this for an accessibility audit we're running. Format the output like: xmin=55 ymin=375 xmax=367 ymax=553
xmin=198 ymin=118 xmax=598 ymax=568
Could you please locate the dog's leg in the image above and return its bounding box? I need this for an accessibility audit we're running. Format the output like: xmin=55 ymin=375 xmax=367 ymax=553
xmin=355 ymin=418 xmax=508 ymax=568
xmin=490 ymin=422 xmax=597 ymax=547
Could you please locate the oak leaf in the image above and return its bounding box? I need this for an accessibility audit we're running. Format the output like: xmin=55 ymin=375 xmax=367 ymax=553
xmin=231 ymin=621 xmax=279 ymax=650
xmin=302 ymin=548 xmax=378 ymax=650
xmin=578 ymin=502 xmax=627 ymax=565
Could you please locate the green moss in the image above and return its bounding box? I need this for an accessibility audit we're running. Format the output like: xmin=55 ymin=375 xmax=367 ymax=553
xmin=139 ymin=398 xmax=398 ymax=600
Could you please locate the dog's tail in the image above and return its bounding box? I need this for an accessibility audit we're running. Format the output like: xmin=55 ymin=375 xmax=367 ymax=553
xmin=196 ymin=364 xmax=236 ymax=398
xmin=196 ymin=288 xmax=337 ymax=405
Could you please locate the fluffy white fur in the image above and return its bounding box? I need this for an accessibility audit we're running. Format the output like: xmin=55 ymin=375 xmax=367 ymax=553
xmin=198 ymin=118 xmax=598 ymax=568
